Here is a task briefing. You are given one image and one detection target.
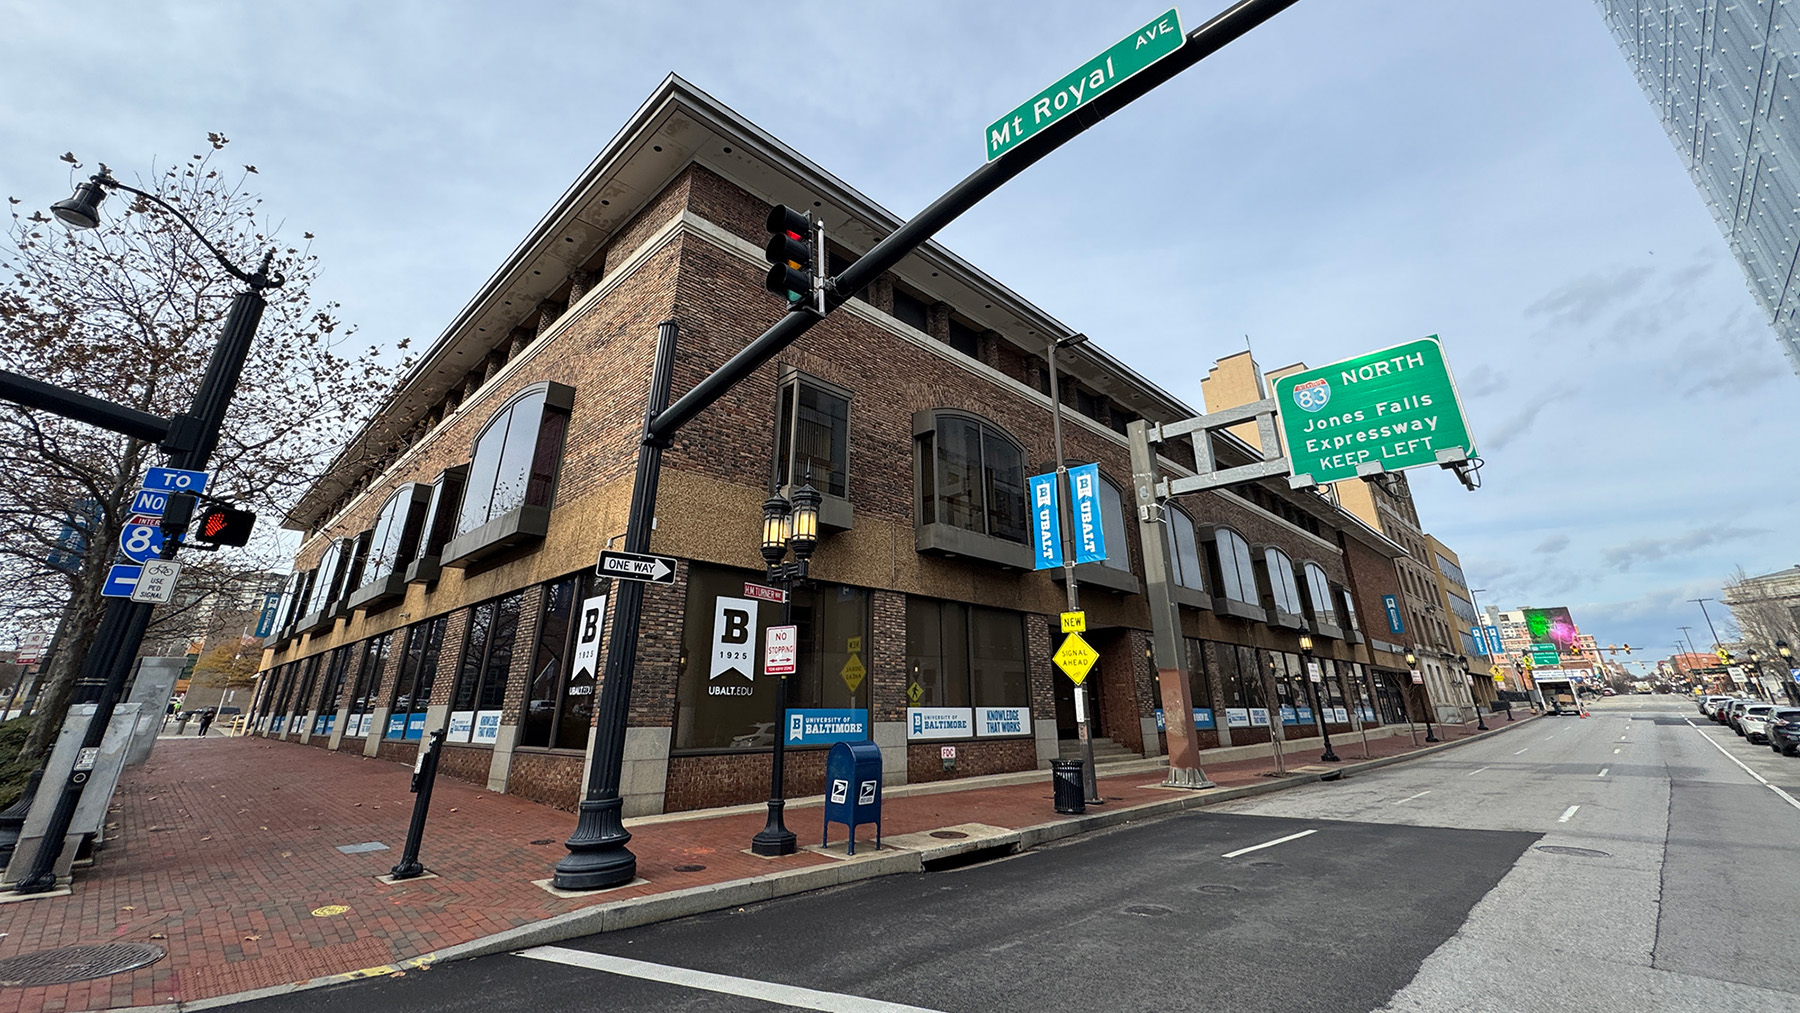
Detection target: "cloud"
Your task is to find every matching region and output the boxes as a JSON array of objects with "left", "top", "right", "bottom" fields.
[
  {"left": 1482, "top": 383, "right": 1576, "bottom": 452},
  {"left": 1535, "top": 534, "right": 1569, "bottom": 554},
  {"left": 1525, "top": 267, "right": 1652, "bottom": 327},
  {"left": 1456, "top": 363, "right": 1509, "bottom": 399},
  {"left": 1601, "top": 527, "right": 1769, "bottom": 572}
]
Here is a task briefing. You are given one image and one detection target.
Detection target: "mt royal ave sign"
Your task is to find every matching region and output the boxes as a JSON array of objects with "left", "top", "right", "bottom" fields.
[
  {"left": 1273, "top": 336, "right": 1477, "bottom": 486},
  {"left": 985, "top": 9, "right": 1184, "bottom": 161}
]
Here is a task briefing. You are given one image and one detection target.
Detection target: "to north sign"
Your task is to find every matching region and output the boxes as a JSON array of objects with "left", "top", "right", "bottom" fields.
[
  {"left": 1273, "top": 336, "right": 1476, "bottom": 486},
  {"left": 596, "top": 549, "right": 676, "bottom": 584},
  {"left": 985, "top": 9, "right": 1184, "bottom": 162}
]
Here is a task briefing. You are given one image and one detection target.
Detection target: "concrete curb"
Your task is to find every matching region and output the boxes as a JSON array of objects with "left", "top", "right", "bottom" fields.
[{"left": 125, "top": 715, "right": 1534, "bottom": 1012}]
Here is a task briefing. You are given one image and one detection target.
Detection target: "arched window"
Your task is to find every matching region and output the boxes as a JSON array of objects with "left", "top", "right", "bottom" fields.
[
  {"left": 1302, "top": 561, "right": 1337, "bottom": 626},
  {"left": 1212, "top": 528, "right": 1257, "bottom": 605},
  {"left": 363, "top": 485, "right": 431, "bottom": 588},
  {"left": 1263, "top": 548, "right": 1304, "bottom": 615},
  {"left": 916, "top": 412, "right": 1027, "bottom": 544},
  {"left": 456, "top": 383, "right": 573, "bottom": 537},
  {"left": 1164, "top": 506, "right": 1206, "bottom": 592}
]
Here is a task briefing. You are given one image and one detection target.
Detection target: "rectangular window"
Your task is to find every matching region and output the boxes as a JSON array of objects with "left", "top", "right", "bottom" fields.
[
  {"left": 892, "top": 289, "right": 929, "bottom": 332},
  {"left": 774, "top": 376, "right": 849, "bottom": 499},
  {"left": 1183, "top": 638, "right": 1217, "bottom": 711},
  {"left": 312, "top": 646, "right": 354, "bottom": 735},
  {"left": 672, "top": 565, "right": 873, "bottom": 752},
  {"left": 344, "top": 633, "right": 392, "bottom": 737},
  {"left": 946, "top": 319, "right": 982, "bottom": 358},
  {"left": 1075, "top": 388, "right": 1106, "bottom": 422},
  {"left": 449, "top": 593, "right": 523, "bottom": 744},
  {"left": 904, "top": 597, "right": 1028, "bottom": 711},
  {"left": 289, "top": 654, "right": 324, "bottom": 734},
  {"left": 387, "top": 615, "right": 447, "bottom": 740},
  {"left": 524, "top": 573, "right": 600, "bottom": 750}
]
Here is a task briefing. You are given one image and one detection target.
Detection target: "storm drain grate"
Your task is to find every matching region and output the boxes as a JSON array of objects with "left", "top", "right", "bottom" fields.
[
  {"left": 0, "top": 943, "right": 164, "bottom": 987},
  {"left": 1536, "top": 845, "right": 1611, "bottom": 858}
]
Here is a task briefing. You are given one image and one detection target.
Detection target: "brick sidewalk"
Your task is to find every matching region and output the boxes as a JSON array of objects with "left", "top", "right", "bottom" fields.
[{"left": 0, "top": 714, "right": 1524, "bottom": 1011}]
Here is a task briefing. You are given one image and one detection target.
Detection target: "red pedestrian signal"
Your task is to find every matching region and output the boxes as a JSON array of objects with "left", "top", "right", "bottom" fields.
[{"left": 191, "top": 504, "right": 255, "bottom": 547}]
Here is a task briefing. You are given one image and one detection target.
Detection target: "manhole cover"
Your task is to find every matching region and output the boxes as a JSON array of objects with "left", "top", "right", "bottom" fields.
[
  {"left": 1195, "top": 884, "right": 1241, "bottom": 895},
  {"left": 1248, "top": 861, "right": 1284, "bottom": 869},
  {"left": 0, "top": 943, "right": 165, "bottom": 987},
  {"left": 1536, "top": 845, "right": 1611, "bottom": 858},
  {"left": 1122, "top": 904, "right": 1173, "bottom": 917},
  {"left": 673, "top": 864, "right": 706, "bottom": 872},
  {"left": 929, "top": 831, "right": 970, "bottom": 840}
]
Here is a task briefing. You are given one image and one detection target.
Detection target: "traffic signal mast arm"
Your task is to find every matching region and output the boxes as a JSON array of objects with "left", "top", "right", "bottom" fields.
[{"left": 649, "top": 0, "right": 1301, "bottom": 446}]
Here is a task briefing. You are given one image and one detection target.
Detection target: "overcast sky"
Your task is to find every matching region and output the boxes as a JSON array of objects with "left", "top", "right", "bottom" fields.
[{"left": 5, "top": 0, "right": 1795, "bottom": 669}]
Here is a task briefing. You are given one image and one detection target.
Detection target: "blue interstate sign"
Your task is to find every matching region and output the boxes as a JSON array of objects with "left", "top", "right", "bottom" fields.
[
  {"left": 1028, "top": 472, "right": 1063, "bottom": 569},
  {"left": 1067, "top": 463, "right": 1107, "bottom": 565},
  {"left": 1382, "top": 594, "right": 1405, "bottom": 634},
  {"left": 142, "top": 466, "right": 208, "bottom": 494},
  {"left": 785, "top": 708, "right": 869, "bottom": 745}
]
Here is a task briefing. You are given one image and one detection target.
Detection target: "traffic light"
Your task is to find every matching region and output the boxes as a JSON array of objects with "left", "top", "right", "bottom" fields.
[
  {"left": 764, "top": 205, "right": 817, "bottom": 308},
  {"left": 191, "top": 503, "right": 256, "bottom": 547}
]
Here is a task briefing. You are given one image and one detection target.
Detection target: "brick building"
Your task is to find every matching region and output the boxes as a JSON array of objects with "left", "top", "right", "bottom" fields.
[{"left": 248, "top": 76, "right": 1425, "bottom": 815}]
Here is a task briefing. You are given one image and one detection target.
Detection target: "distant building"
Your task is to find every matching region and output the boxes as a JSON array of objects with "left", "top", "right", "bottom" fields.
[
  {"left": 1598, "top": 1, "right": 1800, "bottom": 378},
  {"left": 1425, "top": 535, "right": 1497, "bottom": 708}
]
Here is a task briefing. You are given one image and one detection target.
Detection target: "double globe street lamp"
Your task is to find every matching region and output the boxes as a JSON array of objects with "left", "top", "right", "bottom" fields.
[
  {"left": 1296, "top": 634, "right": 1339, "bottom": 763},
  {"left": 749, "top": 480, "right": 821, "bottom": 857},
  {"left": 1458, "top": 655, "right": 1488, "bottom": 731},
  {"left": 1404, "top": 650, "right": 1439, "bottom": 743}
]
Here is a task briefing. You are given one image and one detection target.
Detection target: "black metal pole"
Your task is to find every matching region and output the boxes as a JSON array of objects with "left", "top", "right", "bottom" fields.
[
  {"left": 751, "top": 566, "right": 798, "bottom": 856},
  {"left": 390, "top": 727, "right": 446, "bottom": 880},
  {"left": 1305, "top": 665, "right": 1338, "bottom": 762},
  {"left": 1417, "top": 679, "right": 1438, "bottom": 743},
  {"left": 552, "top": 320, "right": 678, "bottom": 891},
  {"left": 12, "top": 283, "right": 269, "bottom": 894}
]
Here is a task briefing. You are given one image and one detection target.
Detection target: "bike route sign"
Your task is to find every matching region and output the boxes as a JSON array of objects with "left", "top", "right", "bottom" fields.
[{"left": 1272, "top": 336, "right": 1476, "bottom": 486}]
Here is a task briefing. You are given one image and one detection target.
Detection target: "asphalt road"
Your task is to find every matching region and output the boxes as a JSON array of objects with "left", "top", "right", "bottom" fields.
[{"left": 239, "top": 697, "right": 1800, "bottom": 1012}]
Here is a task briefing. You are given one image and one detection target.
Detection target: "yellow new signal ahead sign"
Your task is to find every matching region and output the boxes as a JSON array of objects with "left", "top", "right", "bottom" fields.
[
  {"left": 1060, "top": 611, "right": 1086, "bottom": 633},
  {"left": 1053, "top": 632, "right": 1099, "bottom": 684}
]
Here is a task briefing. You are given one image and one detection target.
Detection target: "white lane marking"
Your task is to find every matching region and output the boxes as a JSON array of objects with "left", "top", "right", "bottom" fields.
[
  {"left": 1684, "top": 718, "right": 1800, "bottom": 813},
  {"left": 1619, "top": 735, "right": 1627, "bottom": 741},
  {"left": 1546, "top": 735, "right": 1556, "bottom": 741},
  {"left": 1514, "top": 748, "right": 1529, "bottom": 755},
  {"left": 1221, "top": 828, "right": 1318, "bottom": 859},
  {"left": 1466, "top": 766, "right": 1490, "bottom": 777},
  {"left": 1558, "top": 805, "right": 1580, "bottom": 823},
  {"left": 1597, "top": 768, "right": 1609, "bottom": 778},
  {"left": 516, "top": 945, "right": 948, "bottom": 1013},
  {"left": 1394, "top": 790, "right": 1432, "bottom": 805}
]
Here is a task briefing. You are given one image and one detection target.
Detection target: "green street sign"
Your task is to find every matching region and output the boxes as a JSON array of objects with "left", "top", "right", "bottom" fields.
[
  {"left": 1531, "top": 644, "right": 1560, "bottom": 666},
  {"left": 985, "top": 9, "right": 1185, "bottom": 162},
  {"left": 1272, "top": 336, "right": 1477, "bottom": 486}
]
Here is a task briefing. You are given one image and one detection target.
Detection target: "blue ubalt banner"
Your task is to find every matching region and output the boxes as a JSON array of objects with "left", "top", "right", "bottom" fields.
[
  {"left": 1382, "top": 594, "right": 1405, "bottom": 634},
  {"left": 1067, "top": 463, "right": 1107, "bottom": 565},
  {"left": 1483, "top": 625, "right": 1503, "bottom": 655},
  {"left": 786, "top": 708, "right": 869, "bottom": 745},
  {"left": 1028, "top": 472, "right": 1063, "bottom": 570}
]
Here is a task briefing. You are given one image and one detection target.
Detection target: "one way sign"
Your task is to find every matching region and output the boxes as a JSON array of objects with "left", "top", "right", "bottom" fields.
[{"left": 596, "top": 549, "right": 677, "bottom": 584}]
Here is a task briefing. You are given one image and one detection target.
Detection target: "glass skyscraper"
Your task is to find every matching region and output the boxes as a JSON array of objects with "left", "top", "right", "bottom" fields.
[{"left": 1598, "top": 0, "right": 1800, "bottom": 377}]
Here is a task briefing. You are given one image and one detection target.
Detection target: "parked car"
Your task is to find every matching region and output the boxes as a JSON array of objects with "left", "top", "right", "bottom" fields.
[
  {"left": 1701, "top": 695, "right": 1732, "bottom": 715},
  {"left": 1727, "top": 699, "right": 1754, "bottom": 733},
  {"left": 1768, "top": 708, "right": 1800, "bottom": 756},
  {"left": 1740, "top": 704, "right": 1777, "bottom": 744},
  {"left": 1721, "top": 699, "right": 1751, "bottom": 728}
]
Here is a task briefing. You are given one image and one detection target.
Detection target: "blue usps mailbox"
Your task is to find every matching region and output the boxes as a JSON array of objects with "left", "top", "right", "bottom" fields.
[{"left": 823, "top": 740, "right": 882, "bottom": 854}]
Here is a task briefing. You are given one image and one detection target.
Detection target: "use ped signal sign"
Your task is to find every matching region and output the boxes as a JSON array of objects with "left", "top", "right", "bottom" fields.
[{"left": 985, "top": 9, "right": 1184, "bottom": 161}]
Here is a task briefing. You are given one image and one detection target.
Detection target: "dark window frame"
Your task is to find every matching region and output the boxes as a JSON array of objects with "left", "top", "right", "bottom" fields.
[{"left": 772, "top": 369, "right": 851, "bottom": 502}]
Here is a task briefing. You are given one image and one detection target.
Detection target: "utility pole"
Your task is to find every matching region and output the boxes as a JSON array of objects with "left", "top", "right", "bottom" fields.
[{"left": 1045, "top": 334, "right": 1101, "bottom": 805}]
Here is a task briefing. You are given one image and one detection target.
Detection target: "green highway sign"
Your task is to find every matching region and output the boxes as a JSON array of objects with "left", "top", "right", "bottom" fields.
[
  {"left": 1530, "top": 643, "right": 1561, "bottom": 666},
  {"left": 1273, "top": 336, "right": 1477, "bottom": 486},
  {"left": 985, "top": 9, "right": 1185, "bottom": 162}
]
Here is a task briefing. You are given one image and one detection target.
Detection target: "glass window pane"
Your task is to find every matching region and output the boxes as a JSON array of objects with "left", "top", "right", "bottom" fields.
[
  {"left": 490, "top": 396, "right": 547, "bottom": 520},
  {"left": 938, "top": 418, "right": 982, "bottom": 532},
  {"left": 458, "top": 412, "right": 510, "bottom": 534},
  {"left": 1100, "top": 478, "right": 1130, "bottom": 571},
  {"left": 983, "top": 428, "right": 1026, "bottom": 543},
  {"left": 794, "top": 384, "right": 848, "bottom": 498},
  {"left": 454, "top": 603, "right": 494, "bottom": 715},
  {"left": 1174, "top": 511, "right": 1203, "bottom": 591},
  {"left": 970, "top": 607, "right": 1027, "bottom": 707},
  {"left": 479, "top": 594, "right": 523, "bottom": 711},
  {"left": 917, "top": 433, "right": 935, "bottom": 525},
  {"left": 526, "top": 409, "right": 567, "bottom": 509},
  {"left": 526, "top": 577, "right": 576, "bottom": 748},
  {"left": 673, "top": 565, "right": 779, "bottom": 750}
]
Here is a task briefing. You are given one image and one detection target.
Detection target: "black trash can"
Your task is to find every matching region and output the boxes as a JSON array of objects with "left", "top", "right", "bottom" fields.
[{"left": 1051, "top": 759, "right": 1086, "bottom": 815}]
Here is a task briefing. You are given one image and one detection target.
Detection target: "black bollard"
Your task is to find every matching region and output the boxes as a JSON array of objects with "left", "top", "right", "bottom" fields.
[{"left": 390, "top": 727, "right": 446, "bottom": 880}]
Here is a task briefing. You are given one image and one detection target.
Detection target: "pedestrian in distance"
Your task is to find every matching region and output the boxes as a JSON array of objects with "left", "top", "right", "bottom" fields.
[{"left": 196, "top": 709, "right": 214, "bottom": 737}]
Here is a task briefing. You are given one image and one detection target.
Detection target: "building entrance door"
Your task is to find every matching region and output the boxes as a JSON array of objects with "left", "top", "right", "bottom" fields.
[{"left": 1053, "top": 661, "right": 1105, "bottom": 740}]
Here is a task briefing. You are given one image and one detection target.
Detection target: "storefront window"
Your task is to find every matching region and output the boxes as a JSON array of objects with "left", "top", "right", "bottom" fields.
[
  {"left": 312, "top": 646, "right": 354, "bottom": 735},
  {"left": 672, "top": 564, "right": 872, "bottom": 752},
  {"left": 905, "top": 598, "right": 1028, "bottom": 709},
  {"left": 524, "top": 573, "right": 603, "bottom": 750},
  {"left": 288, "top": 654, "right": 324, "bottom": 734},
  {"left": 449, "top": 592, "right": 523, "bottom": 744},
  {"left": 1209, "top": 642, "right": 1266, "bottom": 712},
  {"left": 1183, "top": 638, "right": 1217, "bottom": 708},
  {"left": 387, "top": 615, "right": 447, "bottom": 739},
  {"left": 344, "top": 633, "right": 391, "bottom": 737}
]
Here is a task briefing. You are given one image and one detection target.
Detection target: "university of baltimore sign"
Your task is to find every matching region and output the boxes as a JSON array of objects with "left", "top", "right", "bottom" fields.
[{"left": 1273, "top": 336, "right": 1477, "bottom": 486}]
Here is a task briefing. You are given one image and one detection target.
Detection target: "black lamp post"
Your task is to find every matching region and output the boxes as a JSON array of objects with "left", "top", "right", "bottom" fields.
[
  {"left": 1406, "top": 649, "right": 1438, "bottom": 743},
  {"left": 1778, "top": 641, "right": 1797, "bottom": 705},
  {"left": 1462, "top": 655, "right": 1487, "bottom": 730},
  {"left": 1297, "top": 635, "right": 1338, "bottom": 762},
  {"left": 750, "top": 480, "right": 820, "bottom": 857},
  {"left": 4, "top": 170, "right": 281, "bottom": 894}
]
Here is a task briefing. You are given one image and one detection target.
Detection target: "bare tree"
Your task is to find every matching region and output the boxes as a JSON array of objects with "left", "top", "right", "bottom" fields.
[{"left": 0, "top": 136, "right": 406, "bottom": 762}]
